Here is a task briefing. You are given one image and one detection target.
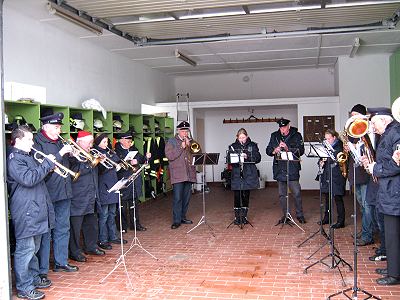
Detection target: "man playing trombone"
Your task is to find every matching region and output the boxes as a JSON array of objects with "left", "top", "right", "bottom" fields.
[{"left": 33, "top": 112, "right": 79, "bottom": 275}]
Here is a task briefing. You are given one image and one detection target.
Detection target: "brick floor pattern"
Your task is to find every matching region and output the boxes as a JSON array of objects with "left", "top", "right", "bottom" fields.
[{"left": 12, "top": 186, "right": 400, "bottom": 299}]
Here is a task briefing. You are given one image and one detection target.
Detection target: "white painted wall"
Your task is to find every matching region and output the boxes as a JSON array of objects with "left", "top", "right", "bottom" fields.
[
  {"left": 3, "top": 5, "right": 174, "bottom": 112},
  {"left": 173, "top": 67, "right": 337, "bottom": 102},
  {"left": 338, "top": 54, "right": 391, "bottom": 122}
]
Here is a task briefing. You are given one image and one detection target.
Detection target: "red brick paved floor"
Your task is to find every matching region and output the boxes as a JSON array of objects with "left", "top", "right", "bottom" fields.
[{"left": 12, "top": 185, "right": 400, "bottom": 299}]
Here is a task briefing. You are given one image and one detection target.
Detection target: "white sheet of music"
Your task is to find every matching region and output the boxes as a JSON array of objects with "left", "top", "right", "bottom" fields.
[
  {"left": 124, "top": 151, "right": 138, "bottom": 161},
  {"left": 280, "top": 151, "right": 294, "bottom": 160}
]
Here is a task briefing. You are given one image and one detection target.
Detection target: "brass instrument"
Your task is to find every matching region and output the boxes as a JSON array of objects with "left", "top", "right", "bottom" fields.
[
  {"left": 90, "top": 148, "right": 125, "bottom": 171},
  {"left": 190, "top": 140, "right": 201, "bottom": 153},
  {"left": 344, "top": 115, "right": 377, "bottom": 182},
  {"left": 58, "top": 135, "right": 101, "bottom": 168},
  {"left": 337, "top": 151, "right": 348, "bottom": 178},
  {"left": 106, "top": 146, "right": 137, "bottom": 172},
  {"left": 31, "top": 147, "right": 80, "bottom": 181}
]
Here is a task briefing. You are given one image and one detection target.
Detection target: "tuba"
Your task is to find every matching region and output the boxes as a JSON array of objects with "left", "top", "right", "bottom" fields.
[{"left": 31, "top": 147, "right": 80, "bottom": 181}]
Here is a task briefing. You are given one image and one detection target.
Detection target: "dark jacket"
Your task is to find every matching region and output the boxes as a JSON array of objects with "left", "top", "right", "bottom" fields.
[
  {"left": 96, "top": 146, "right": 120, "bottom": 205},
  {"left": 347, "top": 136, "right": 370, "bottom": 186},
  {"left": 266, "top": 127, "right": 304, "bottom": 181},
  {"left": 114, "top": 142, "right": 145, "bottom": 200},
  {"left": 69, "top": 157, "right": 100, "bottom": 216},
  {"left": 165, "top": 135, "right": 196, "bottom": 185},
  {"left": 320, "top": 139, "right": 346, "bottom": 196},
  {"left": 7, "top": 148, "right": 55, "bottom": 239},
  {"left": 34, "top": 131, "right": 73, "bottom": 202},
  {"left": 228, "top": 138, "right": 261, "bottom": 190},
  {"left": 373, "top": 121, "right": 400, "bottom": 216}
]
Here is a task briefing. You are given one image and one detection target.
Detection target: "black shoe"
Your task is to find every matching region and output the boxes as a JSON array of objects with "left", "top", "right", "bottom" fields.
[
  {"left": 85, "top": 248, "right": 105, "bottom": 256},
  {"left": 34, "top": 277, "right": 52, "bottom": 289},
  {"left": 98, "top": 242, "right": 112, "bottom": 250},
  {"left": 276, "top": 216, "right": 286, "bottom": 225},
  {"left": 297, "top": 217, "right": 306, "bottom": 224},
  {"left": 376, "top": 276, "right": 400, "bottom": 285},
  {"left": 171, "top": 223, "right": 181, "bottom": 229},
  {"left": 375, "top": 268, "right": 388, "bottom": 276},
  {"left": 181, "top": 219, "right": 193, "bottom": 224},
  {"left": 69, "top": 254, "right": 87, "bottom": 262},
  {"left": 331, "top": 222, "right": 345, "bottom": 229},
  {"left": 53, "top": 264, "right": 79, "bottom": 272},
  {"left": 355, "top": 238, "right": 374, "bottom": 246},
  {"left": 136, "top": 224, "right": 147, "bottom": 231},
  {"left": 110, "top": 238, "right": 127, "bottom": 244},
  {"left": 369, "top": 254, "right": 387, "bottom": 262},
  {"left": 17, "top": 289, "right": 45, "bottom": 300}
]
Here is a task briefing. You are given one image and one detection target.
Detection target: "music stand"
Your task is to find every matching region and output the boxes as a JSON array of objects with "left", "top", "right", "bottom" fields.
[
  {"left": 122, "top": 164, "right": 157, "bottom": 260},
  {"left": 298, "top": 143, "right": 332, "bottom": 257},
  {"left": 99, "top": 178, "right": 134, "bottom": 289},
  {"left": 187, "top": 152, "right": 219, "bottom": 236},
  {"left": 276, "top": 149, "right": 305, "bottom": 234}
]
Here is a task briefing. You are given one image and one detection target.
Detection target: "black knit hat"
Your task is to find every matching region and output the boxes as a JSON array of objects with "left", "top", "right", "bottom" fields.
[
  {"left": 94, "top": 133, "right": 108, "bottom": 145},
  {"left": 351, "top": 104, "right": 367, "bottom": 115}
]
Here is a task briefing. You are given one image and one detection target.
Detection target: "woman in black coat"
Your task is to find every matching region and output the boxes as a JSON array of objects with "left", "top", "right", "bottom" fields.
[
  {"left": 320, "top": 129, "right": 347, "bottom": 228},
  {"left": 227, "top": 128, "right": 261, "bottom": 225}
]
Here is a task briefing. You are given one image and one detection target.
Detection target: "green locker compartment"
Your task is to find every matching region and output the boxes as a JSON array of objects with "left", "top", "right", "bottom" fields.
[
  {"left": 4, "top": 101, "right": 41, "bottom": 133},
  {"left": 112, "top": 112, "right": 129, "bottom": 134},
  {"left": 129, "top": 114, "right": 144, "bottom": 153},
  {"left": 93, "top": 111, "right": 112, "bottom": 135},
  {"left": 69, "top": 108, "right": 93, "bottom": 136},
  {"left": 40, "top": 104, "right": 69, "bottom": 135}
]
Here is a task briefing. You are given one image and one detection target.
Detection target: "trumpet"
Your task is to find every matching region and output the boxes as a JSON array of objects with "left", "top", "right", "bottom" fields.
[
  {"left": 90, "top": 148, "right": 126, "bottom": 171},
  {"left": 58, "top": 135, "right": 101, "bottom": 168},
  {"left": 31, "top": 147, "right": 80, "bottom": 182}
]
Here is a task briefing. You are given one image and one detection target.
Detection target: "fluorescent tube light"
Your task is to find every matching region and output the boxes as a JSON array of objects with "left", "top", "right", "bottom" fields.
[
  {"left": 47, "top": 2, "right": 103, "bottom": 35},
  {"left": 327, "top": 1, "right": 400, "bottom": 8},
  {"left": 114, "top": 16, "right": 175, "bottom": 25},
  {"left": 180, "top": 11, "right": 245, "bottom": 20},
  {"left": 251, "top": 5, "right": 320, "bottom": 14},
  {"left": 175, "top": 50, "right": 197, "bottom": 67}
]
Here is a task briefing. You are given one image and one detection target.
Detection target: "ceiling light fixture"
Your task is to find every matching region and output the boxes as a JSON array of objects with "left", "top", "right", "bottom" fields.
[
  {"left": 175, "top": 50, "right": 197, "bottom": 67},
  {"left": 47, "top": 2, "right": 103, "bottom": 35},
  {"left": 180, "top": 11, "right": 245, "bottom": 20},
  {"left": 113, "top": 16, "right": 175, "bottom": 25},
  {"left": 251, "top": 4, "right": 320, "bottom": 14},
  {"left": 349, "top": 37, "right": 360, "bottom": 58},
  {"left": 326, "top": 0, "right": 400, "bottom": 8}
]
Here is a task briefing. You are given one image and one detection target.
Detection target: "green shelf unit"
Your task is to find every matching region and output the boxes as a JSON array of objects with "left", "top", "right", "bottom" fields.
[
  {"left": 112, "top": 112, "right": 129, "bottom": 134},
  {"left": 40, "top": 104, "right": 69, "bottom": 134},
  {"left": 143, "top": 115, "right": 155, "bottom": 136},
  {"left": 93, "top": 111, "right": 112, "bottom": 134},
  {"left": 69, "top": 108, "right": 93, "bottom": 134},
  {"left": 129, "top": 114, "right": 144, "bottom": 153},
  {"left": 4, "top": 101, "right": 41, "bottom": 133}
]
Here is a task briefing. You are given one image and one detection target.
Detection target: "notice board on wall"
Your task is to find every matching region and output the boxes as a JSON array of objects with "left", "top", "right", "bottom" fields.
[{"left": 303, "top": 115, "right": 335, "bottom": 142}]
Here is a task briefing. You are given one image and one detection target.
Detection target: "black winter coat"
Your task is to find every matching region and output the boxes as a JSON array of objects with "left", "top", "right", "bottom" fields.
[
  {"left": 114, "top": 142, "right": 145, "bottom": 200},
  {"left": 7, "top": 148, "right": 55, "bottom": 239},
  {"left": 228, "top": 138, "right": 261, "bottom": 190},
  {"left": 34, "top": 132, "right": 73, "bottom": 202},
  {"left": 320, "top": 139, "right": 346, "bottom": 196},
  {"left": 373, "top": 121, "right": 400, "bottom": 216},
  {"left": 96, "top": 146, "right": 120, "bottom": 205},
  {"left": 266, "top": 127, "right": 304, "bottom": 181},
  {"left": 69, "top": 157, "right": 100, "bottom": 216}
]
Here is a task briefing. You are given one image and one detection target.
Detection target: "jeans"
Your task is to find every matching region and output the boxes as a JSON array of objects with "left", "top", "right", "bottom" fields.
[
  {"left": 172, "top": 182, "right": 192, "bottom": 224},
  {"left": 278, "top": 180, "right": 304, "bottom": 218},
  {"left": 37, "top": 231, "right": 50, "bottom": 276},
  {"left": 355, "top": 183, "right": 367, "bottom": 208},
  {"left": 14, "top": 234, "right": 42, "bottom": 293},
  {"left": 98, "top": 203, "right": 118, "bottom": 243},
  {"left": 375, "top": 206, "right": 386, "bottom": 255}
]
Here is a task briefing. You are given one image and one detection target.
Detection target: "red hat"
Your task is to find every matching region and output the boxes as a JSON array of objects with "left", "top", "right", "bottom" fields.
[{"left": 77, "top": 130, "right": 92, "bottom": 140}]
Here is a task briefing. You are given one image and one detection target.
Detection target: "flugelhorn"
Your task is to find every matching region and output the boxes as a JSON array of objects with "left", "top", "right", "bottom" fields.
[
  {"left": 58, "top": 135, "right": 101, "bottom": 168},
  {"left": 31, "top": 147, "right": 80, "bottom": 181}
]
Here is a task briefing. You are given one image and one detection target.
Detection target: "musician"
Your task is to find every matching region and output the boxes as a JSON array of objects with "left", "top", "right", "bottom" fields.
[
  {"left": 33, "top": 112, "right": 78, "bottom": 273},
  {"left": 94, "top": 133, "right": 127, "bottom": 250},
  {"left": 7, "top": 125, "right": 56, "bottom": 300},
  {"left": 227, "top": 128, "right": 261, "bottom": 225},
  {"left": 319, "top": 129, "right": 347, "bottom": 229},
  {"left": 68, "top": 131, "right": 105, "bottom": 263},
  {"left": 361, "top": 107, "right": 400, "bottom": 286},
  {"left": 165, "top": 121, "right": 196, "bottom": 229},
  {"left": 266, "top": 118, "right": 306, "bottom": 224},
  {"left": 114, "top": 131, "right": 151, "bottom": 232}
]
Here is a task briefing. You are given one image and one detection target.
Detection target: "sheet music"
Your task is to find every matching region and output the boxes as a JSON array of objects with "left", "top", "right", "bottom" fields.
[
  {"left": 124, "top": 151, "right": 138, "bottom": 161},
  {"left": 108, "top": 178, "right": 129, "bottom": 193},
  {"left": 229, "top": 153, "right": 245, "bottom": 164},
  {"left": 280, "top": 151, "right": 294, "bottom": 160},
  {"left": 310, "top": 144, "right": 331, "bottom": 159}
]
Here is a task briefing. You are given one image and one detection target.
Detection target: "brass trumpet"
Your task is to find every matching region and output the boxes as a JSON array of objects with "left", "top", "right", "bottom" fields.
[
  {"left": 89, "top": 148, "right": 126, "bottom": 171},
  {"left": 31, "top": 147, "right": 80, "bottom": 182},
  {"left": 58, "top": 135, "right": 101, "bottom": 168}
]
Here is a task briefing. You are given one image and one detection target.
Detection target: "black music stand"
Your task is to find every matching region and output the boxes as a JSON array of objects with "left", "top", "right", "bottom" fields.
[
  {"left": 99, "top": 178, "right": 134, "bottom": 289},
  {"left": 275, "top": 149, "right": 305, "bottom": 234},
  {"left": 187, "top": 153, "right": 219, "bottom": 236},
  {"left": 298, "top": 143, "right": 332, "bottom": 256}
]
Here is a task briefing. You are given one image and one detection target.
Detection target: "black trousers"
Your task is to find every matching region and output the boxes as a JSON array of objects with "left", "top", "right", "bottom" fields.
[
  {"left": 384, "top": 214, "right": 400, "bottom": 278},
  {"left": 323, "top": 193, "right": 345, "bottom": 224},
  {"left": 234, "top": 190, "right": 250, "bottom": 208},
  {"left": 69, "top": 213, "right": 98, "bottom": 257},
  {"left": 117, "top": 198, "right": 141, "bottom": 231}
]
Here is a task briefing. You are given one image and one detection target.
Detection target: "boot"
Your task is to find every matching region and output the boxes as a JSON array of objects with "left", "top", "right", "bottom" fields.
[
  {"left": 241, "top": 207, "right": 249, "bottom": 224},
  {"left": 233, "top": 208, "right": 241, "bottom": 225}
]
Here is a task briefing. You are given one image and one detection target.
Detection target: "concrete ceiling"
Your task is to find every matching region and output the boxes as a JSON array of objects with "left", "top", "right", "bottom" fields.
[{"left": 8, "top": 0, "right": 400, "bottom": 75}]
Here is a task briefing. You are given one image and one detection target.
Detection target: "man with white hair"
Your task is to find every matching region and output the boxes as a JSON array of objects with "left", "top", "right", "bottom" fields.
[{"left": 362, "top": 107, "right": 400, "bottom": 286}]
